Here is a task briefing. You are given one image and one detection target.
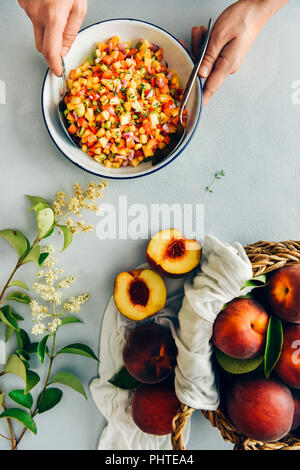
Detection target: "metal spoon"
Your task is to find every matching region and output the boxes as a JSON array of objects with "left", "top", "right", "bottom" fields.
[
  {"left": 152, "top": 18, "right": 213, "bottom": 166},
  {"left": 57, "top": 57, "right": 81, "bottom": 148}
]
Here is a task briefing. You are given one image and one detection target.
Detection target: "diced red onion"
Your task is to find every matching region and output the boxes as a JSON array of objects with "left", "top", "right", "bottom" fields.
[
  {"left": 122, "top": 132, "right": 134, "bottom": 138},
  {"left": 116, "top": 154, "right": 127, "bottom": 160},
  {"left": 162, "top": 124, "right": 170, "bottom": 133},
  {"left": 146, "top": 89, "right": 154, "bottom": 98},
  {"left": 128, "top": 150, "right": 135, "bottom": 161},
  {"left": 121, "top": 79, "right": 129, "bottom": 87},
  {"left": 157, "top": 78, "right": 164, "bottom": 89},
  {"left": 150, "top": 43, "right": 160, "bottom": 53}
]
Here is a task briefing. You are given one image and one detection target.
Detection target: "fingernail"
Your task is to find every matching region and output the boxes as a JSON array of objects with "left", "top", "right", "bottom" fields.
[{"left": 200, "top": 65, "right": 209, "bottom": 78}]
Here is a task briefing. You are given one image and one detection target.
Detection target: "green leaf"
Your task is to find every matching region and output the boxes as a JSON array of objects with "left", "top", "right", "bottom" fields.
[
  {"left": 37, "top": 388, "right": 63, "bottom": 414},
  {"left": 0, "top": 306, "right": 19, "bottom": 330},
  {"left": 38, "top": 252, "right": 49, "bottom": 266},
  {"left": 56, "top": 343, "right": 98, "bottom": 361},
  {"left": 60, "top": 317, "right": 83, "bottom": 326},
  {"left": 4, "top": 354, "right": 27, "bottom": 383},
  {"left": 0, "top": 229, "right": 29, "bottom": 259},
  {"left": 8, "top": 390, "right": 33, "bottom": 409},
  {"left": 37, "top": 335, "right": 50, "bottom": 363},
  {"left": 57, "top": 225, "right": 73, "bottom": 252},
  {"left": 6, "top": 291, "right": 31, "bottom": 304},
  {"left": 264, "top": 315, "right": 283, "bottom": 379},
  {"left": 26, "top": 342, "right": 38, "bottom": 354},
  {"left": 5, "top": 325, "right": 15, "bottom": 342},
  {"left": 109, "top": 367, "right": 140, "bottom": 390},
  {"left": 43, "top": 228, "right": 55, "bottom": 239},
  {"left": 0, "top": 408, "right": 37, "bottom": 434},
  {"left": 10, "top": 309, "right": 24, "bottom": 322},
  {"left": 37, "top": 207, "right": 55, "bottom": 238},
  {"left": 9, "top": 280, "right": 29, "bottom": 290},
  {"left": 241, "top": 274, "right": 268, "bottom": 290},
  {"left": 25, "top": 195, "right": 51, "bottom": 210},
  {"left": 21, "top": 245, "right": 41, "bottom": 266},
  {"left": 25, "top": 370, "right": 40, "bottom": 394},
  {"left": 16, "top": 329, "right": 31, "bottom": 350},
  {"left": 49, "top": 372, "right": 87, "bottom": 399},
  {"left": 215, "top": 348, "right": 264, "bottom": 375},
  {"left": 16, "top": 350, "right": 30, "bottom": 361}
]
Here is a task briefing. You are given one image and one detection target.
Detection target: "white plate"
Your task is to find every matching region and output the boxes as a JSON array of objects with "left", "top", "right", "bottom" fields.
[{"left": 42, "top": 18, "right": 202, "bottom": 179}]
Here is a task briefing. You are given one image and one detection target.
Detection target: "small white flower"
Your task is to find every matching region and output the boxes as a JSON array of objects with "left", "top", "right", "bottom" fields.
[{"left": 31, "top": 322, "right": 46, "bottom": 336}]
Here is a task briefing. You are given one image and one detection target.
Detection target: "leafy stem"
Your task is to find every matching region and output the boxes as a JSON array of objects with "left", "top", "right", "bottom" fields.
[
  {"left": 0, "top": 235, "right": 41, "bottom": 304},
  {"left": 0, "top": 385, "right": 17, "bottom": 450},
  {"left": 205, "top": 170, "right": 225, "bottom": 193},
  {"left": 12, "top": 307, "right": 57, "bottom": 450}
]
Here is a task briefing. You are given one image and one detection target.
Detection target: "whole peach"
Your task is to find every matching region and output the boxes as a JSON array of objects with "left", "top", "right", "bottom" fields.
[
  {"left": 131, "top": 379, "right": 180, "bottom": 435},
  {"left": 213, "top": 299, "right": 269, "bottom": 359},
  {"left": 291, "top": 390, "right": 300, "bottom": 431},
  {"left": 123, "top": 324, "right": 177, "bottom": 384},
  {"left": 275, "top": 324, "right": 300, "bottom": 389},
  {"left": 227, "top": 376, "right": 294, "bottom": 442},
  {"left": 267, "top": 265, "right": 300, "bottom": 324}
]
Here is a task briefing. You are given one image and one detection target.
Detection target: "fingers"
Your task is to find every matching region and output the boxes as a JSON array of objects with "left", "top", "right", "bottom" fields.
[
  {"left": 61, "top": 0, "right": 87, "bottom": 56},
  {"left": 42, "top": 18, "right": 66, "bottom": 76},
  {"left": 191, "top": 26, "right": 206, "bottom": 58},
  {"left": 178, "top": 39, "right": 196, "bottom": 62},
  {"left": 199, "top": 28, "right": 225, "bottom": 79},
  {"left": 202, "top": 39, "right": 240, "bottom": 107},
  {"left": 33, "top": 24, "right": 44, "bottom": 53}
]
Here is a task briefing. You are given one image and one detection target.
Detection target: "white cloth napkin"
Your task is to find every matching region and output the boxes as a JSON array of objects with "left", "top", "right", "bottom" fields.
[{"left": 90, "top": 235, "right": 253, "bottom": 450}]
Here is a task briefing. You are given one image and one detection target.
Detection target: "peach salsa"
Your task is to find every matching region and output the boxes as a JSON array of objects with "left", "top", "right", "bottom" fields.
[{"left": 64, "top": 36, "right": 186, "bottom": 168}]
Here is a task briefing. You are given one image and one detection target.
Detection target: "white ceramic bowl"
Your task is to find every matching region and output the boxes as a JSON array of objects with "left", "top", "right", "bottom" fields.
[{"left": 42, "top": 19, "right": 202, "bottom": 179}]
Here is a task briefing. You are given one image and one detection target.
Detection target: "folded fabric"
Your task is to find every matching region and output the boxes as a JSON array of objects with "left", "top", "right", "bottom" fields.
[
  {"left": 90, "top": 273, "right": 190, "bottom": 450},
  {"left": 90, "top": 236, "right": 253, "bottom": 449},
  {"left": 173, "top": 235, "right": 253, "bottom": 410}
]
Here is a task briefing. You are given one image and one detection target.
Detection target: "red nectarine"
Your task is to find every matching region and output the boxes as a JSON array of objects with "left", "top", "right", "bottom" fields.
[
  {"left": 213, "top": 299, "right": 269, "bottom": 359},
  {"left": 275, "top": 324, "right": 300, "bottom": 389},
  {"left": 267, "top": 265, "right": 300, "bottom": 324},
  {"left": 291, "top": 390, "right": 300, "bottom": 431},
  {"left": 227, "top": 376, "right": 294, "bottom": 442},
  {"left": 131, "top": 379, "right": 180, "bottom": 435},
  {"left": 123, "top": 324, "right": 177, "bottom": 384}
]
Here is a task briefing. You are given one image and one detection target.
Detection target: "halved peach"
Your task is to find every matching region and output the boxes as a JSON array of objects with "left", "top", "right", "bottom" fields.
[
  {"left": 146, "top": 229, "right": 201, "bottom": 277},
  {"left": 113, "top": 269, "right": 167, "bottom": 321}
]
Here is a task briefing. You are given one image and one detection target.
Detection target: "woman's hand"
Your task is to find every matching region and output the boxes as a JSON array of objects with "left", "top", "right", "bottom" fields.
[
  {"left": 18, "top": 0, "right": 87, "bottom": 76},
  {"left": 192, "top": 0, "right": 289, "bottom": 106}
]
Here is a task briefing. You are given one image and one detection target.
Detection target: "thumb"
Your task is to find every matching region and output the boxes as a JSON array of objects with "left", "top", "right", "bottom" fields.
[{"left": 199, "top": 29, "right": 225, "bottom": 78}]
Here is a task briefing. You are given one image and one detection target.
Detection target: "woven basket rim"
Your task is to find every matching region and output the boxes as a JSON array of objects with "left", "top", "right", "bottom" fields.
[{"left": 171, "top": 239, "right": 300, "bottom": 451}]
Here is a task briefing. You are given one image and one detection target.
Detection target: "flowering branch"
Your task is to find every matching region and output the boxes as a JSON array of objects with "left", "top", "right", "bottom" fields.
[{"left": 0, "top": 181, "right": 106, "bottom": 450}]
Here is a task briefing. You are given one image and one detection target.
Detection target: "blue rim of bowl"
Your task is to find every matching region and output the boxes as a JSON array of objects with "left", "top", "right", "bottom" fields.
[{"left": 41, "top": 18, "right": 203, "bottom": 180}]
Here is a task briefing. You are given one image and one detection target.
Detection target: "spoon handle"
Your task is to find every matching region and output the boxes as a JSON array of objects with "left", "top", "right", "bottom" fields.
[{"left": 180, "top": 18, "right": 213, "bottom": 113}]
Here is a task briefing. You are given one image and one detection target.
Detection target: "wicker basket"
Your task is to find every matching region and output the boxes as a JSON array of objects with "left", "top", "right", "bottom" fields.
[{"left": 171, "top": 240, "right": 300, "bottom": 451}]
